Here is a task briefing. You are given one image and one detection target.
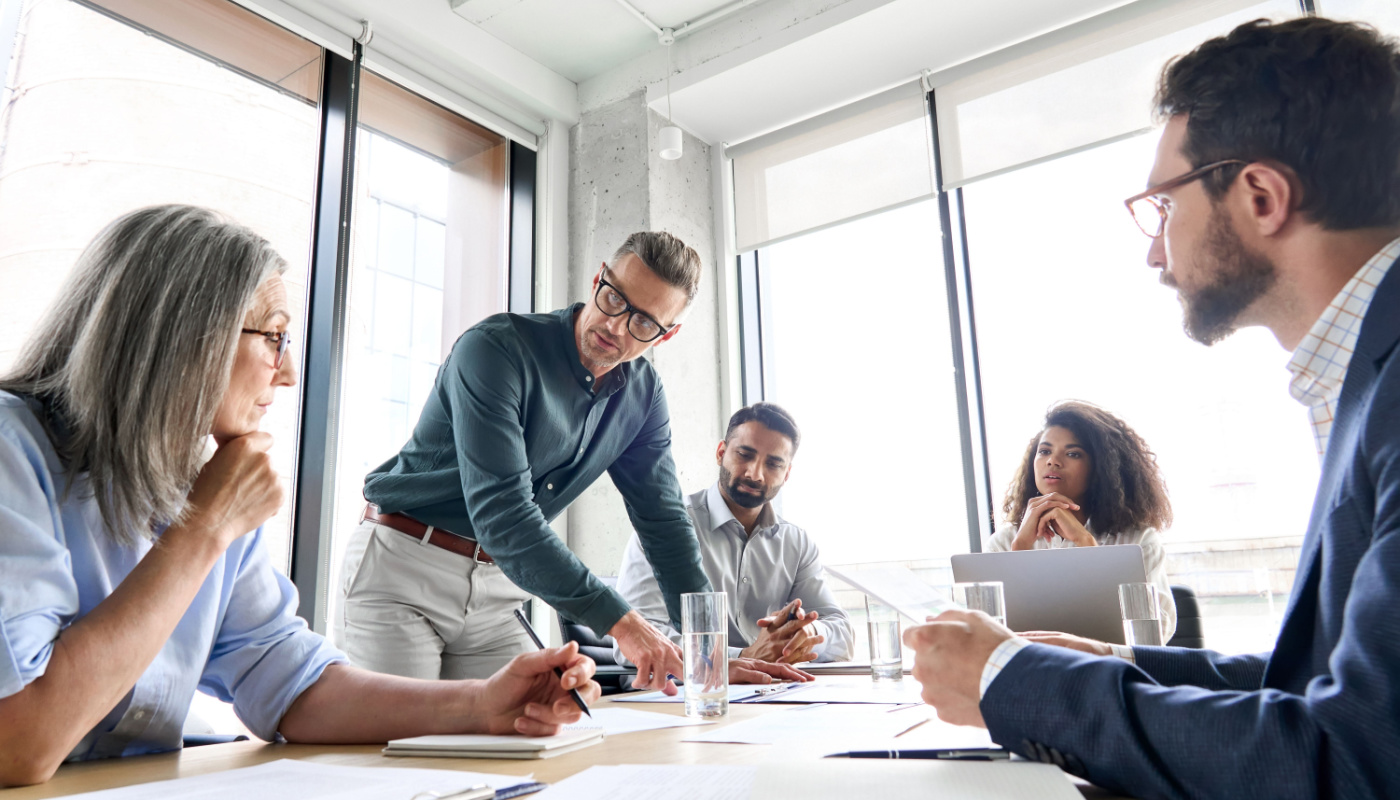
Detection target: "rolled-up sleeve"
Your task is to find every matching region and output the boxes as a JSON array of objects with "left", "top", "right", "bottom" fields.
[
  {"left": 0, "top": 423, "right": 74, "bottom": 700},
  {"left": 198, "top": 529, "right": 345, "bottom": 741},
  {"left": 608, "top": 382, "right": 710, "bottom": 630}
]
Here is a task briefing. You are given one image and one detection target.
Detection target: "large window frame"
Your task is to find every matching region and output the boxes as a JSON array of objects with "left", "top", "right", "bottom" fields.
[
  {"left": 14, "top": 0, "right": 540, "bottom": 630},
  {"left": 736, "top": 0, "right": 1316, "bottom": 556}
]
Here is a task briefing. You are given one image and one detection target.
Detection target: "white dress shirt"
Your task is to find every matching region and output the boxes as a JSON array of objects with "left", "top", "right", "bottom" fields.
[{"left": 614, "top": 483, "right": 854, "bottom": 662}]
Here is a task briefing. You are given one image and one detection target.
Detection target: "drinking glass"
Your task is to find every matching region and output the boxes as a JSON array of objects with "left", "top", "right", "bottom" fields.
[
  {"left": 681, "top": 591, "right": 729, "bottom": 717},
  {"left": 952, "top": 581, "right": 1006, "bottom": 626},
  {"left": 1119, "top": 583, "right": 1163, "bottom": 646},
  {"left": 865, "top": 597, "right": 903, "bottom": 682}
]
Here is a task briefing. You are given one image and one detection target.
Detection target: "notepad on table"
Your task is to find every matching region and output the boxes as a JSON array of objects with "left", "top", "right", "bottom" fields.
[{"left": 384, "top": 728, "right": 604, "bottom": 760}]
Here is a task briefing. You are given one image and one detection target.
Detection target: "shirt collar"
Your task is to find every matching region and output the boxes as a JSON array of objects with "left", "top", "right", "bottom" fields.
[
  {"left": 560, "top": 303, "right": 627, "bottom": 397},
  {"left": 1285, "top": 237, "right": 1400, "bottom": 411},
  {"left": 705, "top": 481, "right": 779, "bottom": 537}
]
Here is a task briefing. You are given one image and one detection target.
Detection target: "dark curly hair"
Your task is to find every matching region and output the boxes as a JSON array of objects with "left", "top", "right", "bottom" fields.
[{"left": 1002, "top": 401, "right": 1172, "bottom": 538}]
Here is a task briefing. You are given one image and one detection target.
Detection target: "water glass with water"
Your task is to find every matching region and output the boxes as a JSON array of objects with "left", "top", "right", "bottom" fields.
[
  {"left": 865, "top": 597, "right": 903, "bottom": 682},
  {"left": 681, "top": 591, "right": 729, "bottom": 717},
  {"left": 1118, "top": 583, "right": 1163, "bottom": 646},
  {"left": 952, "top": 581, "right": 1006, "bottom": 626}
]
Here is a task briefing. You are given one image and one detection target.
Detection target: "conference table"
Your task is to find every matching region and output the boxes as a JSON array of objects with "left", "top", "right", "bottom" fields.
[{"left": 11, "top": 693, "right": 1133, "bottom": 799}]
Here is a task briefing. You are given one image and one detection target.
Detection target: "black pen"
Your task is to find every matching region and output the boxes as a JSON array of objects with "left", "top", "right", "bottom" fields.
[
  {"left": 513, "top": 609, "right": 591, "bottom": 718},
  {"left": 826, "top": 748, "right": 1010, "bottom": 761}
]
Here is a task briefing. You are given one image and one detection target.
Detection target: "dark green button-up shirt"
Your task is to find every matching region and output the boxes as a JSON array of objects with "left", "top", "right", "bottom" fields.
[{"left": 363, "top": 304, "right": 710, "bottom": 635}]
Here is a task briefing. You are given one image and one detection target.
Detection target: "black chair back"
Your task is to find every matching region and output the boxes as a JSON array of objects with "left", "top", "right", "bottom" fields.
[
  {"left": 1166, "top": 584, "right": 1206, "bottom": 649},
  {"left": 555, "top": 577, "right": 636, "bottom": 693}
]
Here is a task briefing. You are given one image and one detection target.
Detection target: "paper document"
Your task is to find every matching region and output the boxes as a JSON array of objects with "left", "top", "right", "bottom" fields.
[
  {"left": 533, "top": 764, "right": 755, "bottom": 800},
  {"left": 611, "top": 684, "right": 771, "bottom": 704},
  {"left": 826, "top": 563, "right": 958, "bottom": 623},
  {"left": 682, "top": 703, "right": 933, "bottom": 747},
  {"left": 795, "top": 660, "right": 912, "bottom": 676},
  {"left": 55, "top": 760, "right": 530, "bottom": 800},
  {"left": 753, "top": 675, "right": 928, "bottom": 704},
  {"left": 563, "top": 707, "right": 714, "bottom": 735},
  {"left": 752, "top": 758, "right": 1083, "bottom": 800}
]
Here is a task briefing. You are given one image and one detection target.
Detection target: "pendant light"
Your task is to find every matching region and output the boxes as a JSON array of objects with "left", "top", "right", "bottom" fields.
[{"left": 658, "top": 28, "right": 682, "bottom": 161}]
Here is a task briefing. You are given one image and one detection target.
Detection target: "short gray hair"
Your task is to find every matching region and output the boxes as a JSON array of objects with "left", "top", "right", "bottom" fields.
[
  {"left": 0, "top": 205, "right": 286, "bottom": 545},
  {"left": 612, "top": 231, "right": 702, "bottom": 304}
]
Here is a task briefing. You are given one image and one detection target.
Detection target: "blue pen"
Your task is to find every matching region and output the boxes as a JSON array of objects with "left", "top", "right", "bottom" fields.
[{"left": 826, "top": 748, "right": 1010, "bottom": 761}]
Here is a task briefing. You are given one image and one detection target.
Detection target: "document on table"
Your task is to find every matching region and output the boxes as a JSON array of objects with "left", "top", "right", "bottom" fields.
[
  {"left": 754, "top": 675, "right": 928, "bottom": 704},
  {"left": 752, "top": 758, "right": 1083, "bottom": 800},
  {"left": 563, "top": 707, "right": 715, "bottom": 735},
  {"left": 611, "top": 684, "right": 771, "bottom": 704},
  {"left": 795, "top": 660, "right": 912, "bottom": 675},
  {"left": 55, "top": 760, "right": 531, "bottom": 800},
  {"left": 825, "top": 563, "right": 958, "bottom": 623},
  {"left": 533, "top": 764, "right": 755, "bottom": 800},
  {"left": 682, "top": 703, "right": 934, "bottom": 747}
]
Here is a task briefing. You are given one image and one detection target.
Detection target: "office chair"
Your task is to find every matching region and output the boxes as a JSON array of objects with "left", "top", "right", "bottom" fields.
[{"left": 1166, "top": 585, "right": 1206, "bottom": 649}]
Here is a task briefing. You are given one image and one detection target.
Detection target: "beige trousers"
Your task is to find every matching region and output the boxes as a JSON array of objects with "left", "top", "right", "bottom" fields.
[{"left": 339, "top": 520, "right": 533, "bottom": 681}]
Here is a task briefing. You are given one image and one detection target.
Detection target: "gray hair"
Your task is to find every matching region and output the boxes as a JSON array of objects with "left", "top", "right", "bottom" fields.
[
  {"left": 0, "top": 205, "right": 286, "bottom": 545},
  {"left": 611, "top": 231, "right": 702, "bottom": 304}
]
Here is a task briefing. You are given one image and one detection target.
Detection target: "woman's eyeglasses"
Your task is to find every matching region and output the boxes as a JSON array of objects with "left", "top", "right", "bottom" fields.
[{"left": 241, "top": 328, "right": 291, "bottom": 368}]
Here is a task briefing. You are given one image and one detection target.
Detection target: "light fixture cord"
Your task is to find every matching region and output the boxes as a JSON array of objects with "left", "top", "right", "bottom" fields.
[{"left": 666, "top": 42, "right": 673, "bottom": 122}]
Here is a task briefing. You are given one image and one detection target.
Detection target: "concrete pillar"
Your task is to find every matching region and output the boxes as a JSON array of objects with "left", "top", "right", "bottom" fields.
[{"left": 566, "top": 90, "right": 721, "bottom": 576}]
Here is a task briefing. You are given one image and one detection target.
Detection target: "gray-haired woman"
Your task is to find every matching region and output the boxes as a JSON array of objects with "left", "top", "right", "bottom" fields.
[{"left": 0, "top": 205, "right": 599, "bottom": 787}]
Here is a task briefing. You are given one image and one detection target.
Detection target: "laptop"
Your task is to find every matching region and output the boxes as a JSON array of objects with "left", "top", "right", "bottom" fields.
[{"left": 950, "top": 546, "right": 1148, "bottom": 644}]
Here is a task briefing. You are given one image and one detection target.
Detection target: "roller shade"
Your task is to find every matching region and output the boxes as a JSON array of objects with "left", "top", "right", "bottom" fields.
[
  {"left": 932, "top": 0, "right": 1299, "bottom": 190},
  {"left": 728, "top": 80, "right": 934, "bottom": 253}
]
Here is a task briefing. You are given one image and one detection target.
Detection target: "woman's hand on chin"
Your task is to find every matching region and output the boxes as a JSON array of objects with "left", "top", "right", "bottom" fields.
[
  {"left": 179, "top": 431, "right": 283, "bottom": 550},
  {"left": 1037, "top": 506, "right": 1095, "bottom": 547},
  {"left": 1012, "top": 494, "right": 1080, "bottom": 550}
]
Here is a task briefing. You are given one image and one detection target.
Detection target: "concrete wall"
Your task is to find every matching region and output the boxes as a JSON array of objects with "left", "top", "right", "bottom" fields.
[{"left": 566, "top": 90, "right": 722, "bottom": 577}]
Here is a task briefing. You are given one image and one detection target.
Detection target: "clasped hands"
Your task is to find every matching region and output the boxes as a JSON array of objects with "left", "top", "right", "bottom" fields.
[
  {"left": 740, "top": 598, "right": 824, "bottom": 664},
  {"left": 1012, "top": 492, "right": 1095, "bottom": 550}
]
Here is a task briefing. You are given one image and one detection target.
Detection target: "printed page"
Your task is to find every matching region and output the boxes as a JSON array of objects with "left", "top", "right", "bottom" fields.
[
  {"left": 682, "top": 703, "right": 934, "bottom": 747},
  {"left": 563, "top": 707, "right": 715, "bottom": 735},
  {"left": 752, "top": 758, "right": 1083, "bottom": 800},
  {"left": 55, "top": 760, "right": 530, "bottom": 800},
  {"left": 533, "top": 764, "right": 756, "bottom": 800},
  {"left": 754, "top": 674, "right": 927, "bottom": 704},
  {"left": 825, "top": 563, "right": 959, "bottom": 623}
]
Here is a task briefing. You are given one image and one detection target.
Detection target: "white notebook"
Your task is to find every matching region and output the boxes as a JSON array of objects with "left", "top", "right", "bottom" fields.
[{"left": 384, "top": 728, "right": 604, "bottom": 760}]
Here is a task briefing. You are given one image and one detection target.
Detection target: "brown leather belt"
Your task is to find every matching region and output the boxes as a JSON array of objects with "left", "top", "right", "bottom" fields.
[{"left": 361, "top": 504, "right": 494, "bottom": 564}]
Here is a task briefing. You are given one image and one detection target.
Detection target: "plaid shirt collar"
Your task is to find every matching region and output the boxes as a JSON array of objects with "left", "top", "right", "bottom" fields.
[{"left": 1286, "top": 237, "right": 1400, "bottom": 459}]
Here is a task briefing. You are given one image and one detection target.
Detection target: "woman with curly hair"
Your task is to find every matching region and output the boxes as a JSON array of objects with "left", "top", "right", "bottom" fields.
[{"left": 987, "top": 400, "right": 1176, "bottom": 640}]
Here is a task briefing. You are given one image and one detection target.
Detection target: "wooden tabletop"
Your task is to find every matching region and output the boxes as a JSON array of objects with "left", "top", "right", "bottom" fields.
[{"left": 12, "top": 696, "right": 1129, "bottom": 799}]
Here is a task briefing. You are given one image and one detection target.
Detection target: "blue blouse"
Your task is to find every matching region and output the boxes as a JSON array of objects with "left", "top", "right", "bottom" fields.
[{"left": 0, "top": 391, "right": 345, "bottom": 760}]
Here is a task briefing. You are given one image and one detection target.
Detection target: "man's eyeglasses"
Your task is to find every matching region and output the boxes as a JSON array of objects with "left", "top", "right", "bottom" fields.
[
  {"left": 594, "top": 269, "right": 675, "bottom": 343},
  {"left": 1124, "top": 159, "right": 1247, "bottom": 238},
  {"left": 241, "top": 328, "right": 291, "bottom": 369}
]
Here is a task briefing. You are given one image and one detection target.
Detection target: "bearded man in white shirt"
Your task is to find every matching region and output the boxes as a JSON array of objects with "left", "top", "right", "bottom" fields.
[{"left": 615, "top": 403, "right": 854, "bottom": 673}]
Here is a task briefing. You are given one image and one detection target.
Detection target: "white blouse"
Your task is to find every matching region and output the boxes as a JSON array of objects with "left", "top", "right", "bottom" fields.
[{"left": 985, "top": 524, "right": 1176, "bottom": 642}]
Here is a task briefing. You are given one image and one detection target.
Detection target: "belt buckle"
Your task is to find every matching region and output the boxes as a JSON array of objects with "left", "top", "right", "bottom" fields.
[{"left": 471, "top": 541, "right": 489, "bottom": 565}]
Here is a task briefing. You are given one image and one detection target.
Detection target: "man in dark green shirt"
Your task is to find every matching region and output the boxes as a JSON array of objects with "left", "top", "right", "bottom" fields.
[{"left": 340, "top": 232, "right": 805, "bottom": 690}]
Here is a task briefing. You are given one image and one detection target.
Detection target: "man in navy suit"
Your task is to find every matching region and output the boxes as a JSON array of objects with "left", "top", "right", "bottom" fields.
[{"left": 905, "top": 17, "right": 1400, "bottom": 800}]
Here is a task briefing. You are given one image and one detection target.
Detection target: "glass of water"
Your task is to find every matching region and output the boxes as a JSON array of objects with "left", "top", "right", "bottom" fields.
[
  {"left": 1118, "top": 583, "right": 1163, "bottom": 646},
  {"left": 681, "top": 591, "right": 728, "bottom": 717},
  {"left": 952, "top": 581, "right": 1006, "bottom": 626},
  {"left": 865, "top": 597, "right": 903, "bottom": 682}
]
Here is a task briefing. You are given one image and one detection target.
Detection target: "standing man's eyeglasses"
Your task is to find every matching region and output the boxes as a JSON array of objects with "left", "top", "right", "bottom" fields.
[
  {"left": 241, "top": 328, "right": 291, "bottom": 369},
  {"left": 1124, "top": 159, "right": 1248, "bottom": 238},
  {"left": 594, "top": 268, "right": 676, "bottom": 343}
]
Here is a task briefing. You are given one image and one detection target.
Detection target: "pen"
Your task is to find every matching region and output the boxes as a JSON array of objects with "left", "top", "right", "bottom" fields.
[
  {"left": 825, "top": 748, "right": 1010, "bottom": 761},
  {"left": 512, "top": 609, "right": 592, "bottom": 718}
]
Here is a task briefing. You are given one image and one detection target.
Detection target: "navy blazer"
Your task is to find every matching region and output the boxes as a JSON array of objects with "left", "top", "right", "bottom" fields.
[{"left": 980, "top": 257, "right": 1400, "bottom": 800}]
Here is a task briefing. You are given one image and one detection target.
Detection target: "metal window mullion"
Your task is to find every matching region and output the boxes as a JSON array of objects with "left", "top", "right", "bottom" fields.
[
  {"left": 509, "top": 140, "right": 537, "bottom": 314},
  {"left": 928, "top": 88, "right": 995, "bottom": 554},
  {"left": 291, "top": 44, "right": 361, "bottom": 629},
  {"left": 737, "top": 251, "right": 764, "bottom": 405}
]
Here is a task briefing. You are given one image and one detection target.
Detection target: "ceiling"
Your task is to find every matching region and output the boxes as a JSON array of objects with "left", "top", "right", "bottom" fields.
[{"left": 449, "top": 0, "right": 740, "bottom": 82}]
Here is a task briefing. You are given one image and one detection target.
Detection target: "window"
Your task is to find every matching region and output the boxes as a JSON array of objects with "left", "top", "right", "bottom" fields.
[
  {"left": 747, "top": 199, "right": 968, "bottom": 660},
  {"left": 326, "top": 71, "right": 510, "bottom": 642},
  {"left": 0, "top": 0, "right": 322, "bottom": 570},
  {"left": 961, "top": 133, "right": 1317, "bottom": 655}
]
